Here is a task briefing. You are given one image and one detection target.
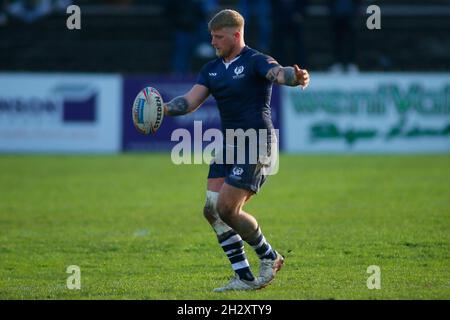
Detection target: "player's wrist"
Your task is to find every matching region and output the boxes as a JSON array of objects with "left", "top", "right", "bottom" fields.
[{"left": 164, "top": 97, "right": 190, "bottom": 116}]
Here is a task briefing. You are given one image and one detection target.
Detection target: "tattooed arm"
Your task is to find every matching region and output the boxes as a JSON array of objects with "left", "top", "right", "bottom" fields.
[
  {"left": 164, "top": 96, "right": 189, "bottom": 116},
  {"left": 266, "top": 64, "right": 310, "bottom": 88},
  {"left": 164, "top": 84, "right": 210, "bottom": 116}
]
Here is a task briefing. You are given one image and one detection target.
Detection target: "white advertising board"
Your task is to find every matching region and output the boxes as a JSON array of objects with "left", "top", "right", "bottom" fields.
[
  {"left": 0, "top": 73, "right": 122, "bottom": 153},
  {"left": 282, "top": 73, "right": 450, "bottom": 153}
]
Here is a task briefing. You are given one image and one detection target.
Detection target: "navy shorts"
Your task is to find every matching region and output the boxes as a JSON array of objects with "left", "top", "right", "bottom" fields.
[
  {"left": 207, "top": 162, "right": 268, "bottom": 194},
  {"left": 206, "top": 143, "right": 274, "bottom": 194}
]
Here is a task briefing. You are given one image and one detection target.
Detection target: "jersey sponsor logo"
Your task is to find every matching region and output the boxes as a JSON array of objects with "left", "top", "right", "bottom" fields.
[
  {"left": 233, "top": 66, "right": 245, "bottom": 79},
  {"left": 209, "top": 73, "right": 217, "bottom": 77}
]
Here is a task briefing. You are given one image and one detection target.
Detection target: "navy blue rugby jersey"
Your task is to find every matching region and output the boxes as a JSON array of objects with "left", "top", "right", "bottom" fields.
[{"left": 197, "top": 46, "right": 280, "bottom": 133}]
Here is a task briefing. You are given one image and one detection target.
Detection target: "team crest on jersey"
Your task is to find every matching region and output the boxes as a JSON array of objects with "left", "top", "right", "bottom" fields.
[
  {"left": 233, "top": 66, "right": 245, "bottom": 79},
  {"left": 232, "top": 166, "right": 244, "bottom": 176}
]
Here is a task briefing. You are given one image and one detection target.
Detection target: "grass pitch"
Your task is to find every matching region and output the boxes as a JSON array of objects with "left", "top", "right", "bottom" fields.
[{"left": 0, "top": 154, "right": 449, "bottom": 299}]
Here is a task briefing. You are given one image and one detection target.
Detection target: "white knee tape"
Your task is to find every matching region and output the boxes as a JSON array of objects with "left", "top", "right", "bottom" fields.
[
  {"left": 206, "top": 191, "right": 219, "bottom": 218},
  {"left": 206, "top": 190, "right": 232, "bottom": 235}
]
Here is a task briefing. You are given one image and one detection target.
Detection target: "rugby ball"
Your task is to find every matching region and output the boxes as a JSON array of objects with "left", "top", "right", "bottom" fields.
[{"left": 132, "top": 87, "right": 164, "bottom": 134}]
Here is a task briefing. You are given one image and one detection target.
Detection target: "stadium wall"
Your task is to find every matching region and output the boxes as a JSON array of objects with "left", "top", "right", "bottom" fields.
[
  {"left": 122, "top": 75, "right": 282, "bottom": 152},
  {"left": 282, "top": 73, "right": 450, "bottom": 153},
  {"left": 0, "top": 73, "right": 448, "bottom": 154},
  {"left": 0, "top": 73, "right": 122, "bottom": 153}
]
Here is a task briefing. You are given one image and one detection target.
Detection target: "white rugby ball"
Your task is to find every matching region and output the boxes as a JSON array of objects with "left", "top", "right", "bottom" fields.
[{"left": 132, "top": 87, "right": 164, "bottom": 134}]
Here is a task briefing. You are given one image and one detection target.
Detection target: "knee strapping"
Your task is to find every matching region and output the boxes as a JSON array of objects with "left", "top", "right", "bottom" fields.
[
  {"left": 206, "top": 190, "right": 220, "bottom": 219},
  {"left": 206, "top": 190, "right": 232, "bottom": 235}
]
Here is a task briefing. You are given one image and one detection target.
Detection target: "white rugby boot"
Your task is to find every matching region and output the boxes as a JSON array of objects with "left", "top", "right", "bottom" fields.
[
  {"left": 213, "top": 275, "right": 260, "bottom": 292},
  {"left": 257, "top": 251, "right": 285, "bottom": 288}
]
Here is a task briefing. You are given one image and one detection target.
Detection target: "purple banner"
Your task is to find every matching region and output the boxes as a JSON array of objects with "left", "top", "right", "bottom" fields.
[{"left": 122, "top": 75, "right": 281, "bottom": 151}]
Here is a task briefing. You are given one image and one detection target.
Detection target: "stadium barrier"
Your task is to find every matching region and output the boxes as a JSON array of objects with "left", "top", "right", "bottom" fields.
[
  {"left": 122, "top": 75, "right": 282, "bottom": 152},
  {"left": 282, "top": 73, "right": 450, "bottom": 153},
  {"left": 0, "top": 73, "right": 448, "bottom": 154},
  {"left": 0, "top": 73, "right": 122, "bottom": 153}
]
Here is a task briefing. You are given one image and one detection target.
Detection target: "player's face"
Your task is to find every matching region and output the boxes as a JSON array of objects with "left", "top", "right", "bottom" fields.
[{"left": 211, "top": 28, "right": 238, "bottom": 58}]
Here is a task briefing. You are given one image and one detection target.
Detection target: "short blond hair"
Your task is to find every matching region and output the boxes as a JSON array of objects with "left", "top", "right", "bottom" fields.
[{"left": 208, "top": 9, "right": 245, "bottom": 32}]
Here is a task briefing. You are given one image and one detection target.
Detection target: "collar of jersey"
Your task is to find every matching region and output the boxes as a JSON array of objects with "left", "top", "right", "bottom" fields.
[{"left": 222, "top": 46, "right": 249, "bottom": 69}]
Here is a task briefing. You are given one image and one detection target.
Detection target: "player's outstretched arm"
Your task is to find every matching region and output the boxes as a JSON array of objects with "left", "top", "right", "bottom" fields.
[
  {"left": 266, "top": 64, "right": 310, "bottom": 89},
  {"left": 164, "top": 84, "right": 210, "bottom": 116}
]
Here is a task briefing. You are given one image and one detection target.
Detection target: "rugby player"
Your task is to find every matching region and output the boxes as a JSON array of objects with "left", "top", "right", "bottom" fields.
[{"left": 163, "top": 9, "right": 310, "bottom": 291}]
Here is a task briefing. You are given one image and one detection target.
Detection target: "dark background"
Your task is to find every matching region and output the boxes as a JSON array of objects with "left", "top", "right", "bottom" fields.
[{"left": 1, "top": 0, "right": 449, "bottom": 74}]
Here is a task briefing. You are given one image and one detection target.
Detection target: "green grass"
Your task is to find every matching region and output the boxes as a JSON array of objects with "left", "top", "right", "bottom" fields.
[{"left": 0, "top": 154, "right": 449, "bottom": 299}]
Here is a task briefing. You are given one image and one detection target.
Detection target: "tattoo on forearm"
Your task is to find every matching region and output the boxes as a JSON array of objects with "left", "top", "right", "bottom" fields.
[
  {"left": 166, "top": 96, "right": 189, "bottom": 116},
  {"left": 283, "top": 67, "right": 298, "bottom": 86},
  {"left": 266, "top": 67, "right": 282, "bottom": 83},
  {"left": 266, "top": 66, "right": 299, "bottom": 86}
]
